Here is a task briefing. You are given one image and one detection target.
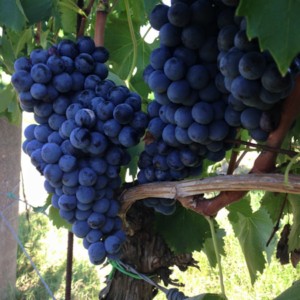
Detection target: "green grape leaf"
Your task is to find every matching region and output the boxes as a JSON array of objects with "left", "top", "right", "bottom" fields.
[
  {"left": 49, "top": 206, "right": 72, "bottom": 230},
  {"left": 0, "top": 0, "right": 26, "bottom": 31},
  {"left": 274, "top": 280, "right": 300, "bottom": 300},
  {"left": 202, "top": 228, "right": 225, "bottom": 268},
  {"left": 33, "top": 193, "right": 52, "bottom": 214},
  {"left": 260, "top": 192, "right": 289, "bottom": 223},
  {"left": 6, "top": 93, "right": 22, "bottom": 125},
  {"left": 105, "top": 11, "right": 152, "bottom": 81},
  {"left": 57, "top": 0, "right": 77, "bottom": 33},
  {"left": 228, "top": 196, "right": 274, "bottom": 284},
  {"left": 21, "top": 0, "right": 54, "bottom": 24},
  {"left": 155, "top": 205, "right": 211, "bottom": 254},
  {"left": 0, "top": 85, "right": 15, "bottom": 113},
  {"left": 288, "top": 194, "right": 300, "bottom": 252},
  {"left": 236, "top": 0, "right": 300, "bottom": 75}
]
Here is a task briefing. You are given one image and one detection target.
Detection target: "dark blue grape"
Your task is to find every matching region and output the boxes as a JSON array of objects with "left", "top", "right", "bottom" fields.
[
  {"left": 159, "top": 23, "right": 182, "bottom": 47},
  {"left": 149, "top": 4, "right": 169, "bottom": 30},
  {"left": 231, "top": 76, "right": 260, "bottom": 102},
  {"left": 11, "top": 71, "right": 33, "bottom": 92},
  {"left": 173, "top": 46, "right": 198, "bottom": 67},
  {"left": 104, "top": 235, "right": 122, "bottom": 254},
  {"left": 168, "top": 2, "right": 191, "bottom": 27},
  {"left": 30, "top": 63, "right": 52, "bottom": 83},
  {"left": 76, "top": 185, "right": 96, "bottom": 204},
  {"left": 240, "top": 107, "right": 262, "bottom": 130},
  {"left": 47, "top": 55, "right": 65, "bottom": 74},
  {"left": 150, "top": 47, "right": 172, "bottom": 70},
  {"left": 186, "top": 64, "right": 210, "bottom": 90},
  {"left": 148, "top": 70, "right": 171, "bottom": 93},
  {"left": 261, "top": 63, "right": 292, "bottom": 93},
  {"left": 192, "top": 102, "right": 214, "bottom": 124},
  {"left": 238, "top": 52, "right": 266, "bottom": 80},
  {"left": 217, "top": 25, "right": 238, "bottom": 51},
  {"left": 77, "top": 36, "right": 95, "bottom": 54},
  {"left": 188, "top": 122, "right": 209, "bottom": 143},
  {"left": 72, "top": 220, "right": 91, "bottom": 238},
  {"left": 88, "top": 242, "right": 106, "bottom": 265},
  {"left": 164, "top": 57, "right": 187, "bottom": 81},
  {"left": 118, "top": 126, "right": 139, "bottom": 147},
  {"left": 167, "top": 80, "right": 190, "bottom": 104},
  {"left": 70, "top": 127, "right": 91, "bottom": 149},
  {"left": 174, "top": 106, "right": 193, "bottom": 128},
  {"left": 30, "top": 49, "right": 49, "bottom": 64},
  {"left": 209, "top": 120, "right": 229, "bottom": 141},
  {"left": 57, "top": 39, "right": 78, "bottom": 59},
  {"left": 75, "top": 53, "right": 95, "bottom": 74},
  {"left": 181, "top": 25, "right": 206, "bottom": 50}
]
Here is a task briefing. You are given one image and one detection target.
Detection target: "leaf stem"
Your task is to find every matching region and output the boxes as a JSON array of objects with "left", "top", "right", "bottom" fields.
[
  {"left": 124, "top": 0, "right": 138, "bottom": 85},
  {"left": 206, "top": 216, "right": 226, "bottom": 298}
]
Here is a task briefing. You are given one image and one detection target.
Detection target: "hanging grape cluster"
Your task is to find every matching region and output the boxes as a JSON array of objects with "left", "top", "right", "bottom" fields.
[
  {"left": 12, "top": 37, "right": 148, "bottom": 264},
  {"left": 137, "top": 0, "right": 298, "bottom": 214}
]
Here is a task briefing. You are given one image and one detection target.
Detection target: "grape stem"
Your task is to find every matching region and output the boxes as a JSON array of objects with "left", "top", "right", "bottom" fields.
[
  {"left": 77, "top": 0, "right": 96, "bottom": 38},
  {"left": 206, "top": 216, "right": 226, "bottom": 298},
  {"left": 124, "top": 0, "right": 138, "bottom": 84},
  {"left": 94, "top": 1, "right": 109, "bottom": 47}
]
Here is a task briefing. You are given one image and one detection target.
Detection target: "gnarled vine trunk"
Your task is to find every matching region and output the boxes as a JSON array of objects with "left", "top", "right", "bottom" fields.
[{"left": 101, "top": 203, "right": 194, "bottom": 300}]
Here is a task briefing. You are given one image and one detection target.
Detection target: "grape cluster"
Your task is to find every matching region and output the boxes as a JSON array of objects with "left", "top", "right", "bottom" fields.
[
  {"left": 216, "top": 0, "right": 296, "bottom": 141},
  {"left": 138, "top": 0, "right": 237, "bottom": 214},
  {"left": 12, "top": 37, "right": 148, "bottom": 264}
]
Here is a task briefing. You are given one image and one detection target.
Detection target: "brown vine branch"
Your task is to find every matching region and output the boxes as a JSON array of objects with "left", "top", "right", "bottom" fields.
[
  {"left": 94, "top": 1, "right": 109, "bottom": 47},
  {"left": 77, "top": 0, "right": 96, "bottom": 38},
  {"left": 226, "top": 138, "right": 297, "bottom": 158},
  {"left": 119, "top": 173, "right": 300, "bottom": 222}
]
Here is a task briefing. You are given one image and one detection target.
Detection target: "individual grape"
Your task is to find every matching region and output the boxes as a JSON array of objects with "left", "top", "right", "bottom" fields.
[
  {"left": 175, "top": 126, "right": 192, "bottom": 144},
  {"left": 234, "top": 30, "right": 258, "bottom": 52},
  {"left": 41, "top": 143, "right": 62, "bottom": 164},
  {"left": 34, "top": 102, "right": 53, "bottom": 118},
  {"left": 240, "top": 107, "right": 262, "bottom": 130},
  {"left": 166, "top": 150, "right": 184, "bottom": 170},
  {"left": 11, "top": 70, "right": 33, "bottom": 93},
  {"left": 14, "top": 57, "right": 31, "bottom": 72},
  {"left": 238, "top": 52, "right": 266, "bottom": 80},
  {"left": 87, "top": 212, "right": 106, "bottom": 229},
  {"left": 198, "top": 82, "right": 221, "bottom": 102},
  {"left": 150, "top": 47, "right": 172, "bottom": 70},
  {"left": 30, "top": 83, "right": 48, "bottom": 100},
  {"left": 231, "top": 76, "right": 260, "bottom": 102},
  {"left": 164, "top": 57, "right": 187, "bottom": 81},
  {"left": 192, "top": 102, "right": 214, "bottom": 124},
  {"left": 149, "top": 4, "right": 169, "bottom": 31},
  {"left": 92, "top": 47, "right": 109, "bottom": 63},
  {"left": 77, "top": 36, "right": 95, "bottom": 54},
  {"left": 70, "top": 127, "right": 91, "bottom": 149},
  {"left": 167, "top": 2, "right": 191, "bottom": 27},
  {"left": 104, "top": 235, "right": 122, "bottom": 254},
  {"left": 30, "top": 49, "right": 49, "bottom": 64},
  {"left": 30, "top": 63, "right": 52, "bottom": 83},
  {"left": 224, "top": 105, "right": 241, "bottom": 127},
  {"left": 179, "top": 148, "right": 200, "bottom": 167},
  {"left": 249, "top": 128, "right": 269, "bottom": 142},
  {"left": 58, "top": 195, "right": 77, "bottom": 211},
  {"left": 78, "top": 167, "right": 97, "bottom": 186},
  {"left": 113, "top": 103, "right": 134, "bottom": 124},
  {"left": 118, "top": 126, "right": 140, "bottom": 147},
  {"left": 159, "top": 23, "right": 182, "bottom": 47},
  {"left": 188, "top": 122, "right": 209, "bottom": 143},
  {"left": 86, "top": 229, "right": 103, "bottom": 243},
  {"left": 34, "top": 124, "right": 53, "bottom": 142},
  {"left": 209, "top": 120, "right": 230, "bottom": 141},
  {"left": 261, "top": 63, "right": 293, "bottom": 93},
  {"left": 59, "top": 155, "right": 77, "bottom": 172},
  {"left": 167, "top": 80, "right": 190, "bottom": 104},
  {"left": 47, "top": 55, "right": 65, "bottom": 74},
  {"left": 76, "top": 186, "right": 96, "bottom": 204},
  {"left": 43, "top": 164, "right": 63, "bottom": 184},
  {"left": 181, "top": 25, "right": 206, "bottom": 50},
  {"left": 75, "top": 53, "right": 95, "bottom": 74},
  {"left": 219, "top": 48, "right": 243, "bottom": 78},
  {"left": 148, "top": 117, "right": 166, "bottom": 139},
  {"left": 148, "top": 70, "right": 171, "bottom": 93},
  {"left": 174, "top": 106, "right": 193, "bottom": 128},
  {"left": 217, "top": 25, "right": 238, "bottom": 51},
  {"left": 186, "top": 65, "right": 210, "bottom": 90},
  {"left": 162, "top": 124, "right": 180, "bottom": 147},
  {"left": 75, "top": 108, "right": 96, "bottom": 128}
]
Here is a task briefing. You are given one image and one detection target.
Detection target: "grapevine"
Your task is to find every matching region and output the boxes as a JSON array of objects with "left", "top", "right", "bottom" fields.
[{"left": 2, "top": 0, "right": 300, "bottom": 299}]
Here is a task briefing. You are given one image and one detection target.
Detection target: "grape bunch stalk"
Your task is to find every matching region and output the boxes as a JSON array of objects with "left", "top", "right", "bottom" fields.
[
  {"left": 11, "top": 36, "right": 148, "bottom": 265},
  {"left": 137, "top": 0, "right": 298, "bottom": 215}
]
